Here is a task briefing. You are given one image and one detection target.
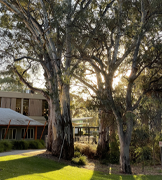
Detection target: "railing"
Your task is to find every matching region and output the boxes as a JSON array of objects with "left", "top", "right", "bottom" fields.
[{"left": 74, "top": 135, "right": 98, "bottom": 144}]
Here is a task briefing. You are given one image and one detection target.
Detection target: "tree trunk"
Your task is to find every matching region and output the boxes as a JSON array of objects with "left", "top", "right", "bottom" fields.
[
  {"left": 46, "top": 76, "right": 73, "bottom": 160},
  {"left": 47, "top": 98, "right": 63, "bottom": 157},
  {"left": 60, "top": 84, "right": 74, "bottom": 159},
  {"left": 109, "top": 120, "right": 116, "bottom": 142},
  {"left": 116, "top": 113, "right": 133, "bottom": 174},
  {"left": 156, "top": 107, "right": 161, "bottom": 133},
  {"left": 119, "top": 139, "right": 132, "bottom": 174},
  {"left": 47, "top": 92, "right": 74, "bottom": 159},
  {"left": 97, "top": 110, "right": 109, "bottom": 158},
  {"left": 153, "top": 142, "right": 155, "bottom": 168}
]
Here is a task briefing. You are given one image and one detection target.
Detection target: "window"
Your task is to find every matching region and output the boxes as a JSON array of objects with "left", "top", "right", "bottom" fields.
[
  {"left": 2, "top": 128, "right": 17, "bottom": 140},
  {"left": 16, "top": 98, "right": 21, "bottom": 113},
  {"left": 21, "top": 128, "right": 34, "bottom": 139},
  {"left": 23, "top": 99, "right": 29, "bottom": 116}
]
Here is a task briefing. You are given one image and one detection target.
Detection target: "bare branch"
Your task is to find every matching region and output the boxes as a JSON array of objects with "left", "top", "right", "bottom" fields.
[
  {"left": 102, "top": 0, "right": 115, "bottom": 17},
  {"left": 72, "top": 74, "right": 97, "bottom": 94},
  {"left": 13, "top": 66, "right": 49, "bottom": 100},
  {"left": 14, "top": 56, "right": 42, "bottom": 62},
  {"left": 22, "top": 59, "right": 31, "bottom": 76}
]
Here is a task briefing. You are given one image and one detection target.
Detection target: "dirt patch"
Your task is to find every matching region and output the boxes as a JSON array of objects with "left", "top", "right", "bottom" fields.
[{"left": 32, "top": 150, "right": 162, "bottom": 175}]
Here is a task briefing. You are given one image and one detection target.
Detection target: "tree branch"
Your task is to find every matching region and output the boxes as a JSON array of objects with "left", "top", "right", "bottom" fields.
[
  {"left": 14, "top": 56, "right": 43, "bottom": 62},
  {"left": 13, "top": 66, "right": 49, "bottom": 100},
  {"left": 72, "top": 74, "right": 97, "bottom": 94}
]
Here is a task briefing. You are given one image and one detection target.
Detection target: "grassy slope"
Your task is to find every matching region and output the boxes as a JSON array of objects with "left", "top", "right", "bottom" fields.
[{"left": 0, "top": 155, "right": 161, "bottom": 180}]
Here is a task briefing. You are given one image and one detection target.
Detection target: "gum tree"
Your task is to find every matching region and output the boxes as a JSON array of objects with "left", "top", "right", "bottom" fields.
[
  {"left": 0, "top": 0, "right": 93, "bottom": 159},
  {"left": 72, "top": 0, "right": 162, "bottom": 173}
]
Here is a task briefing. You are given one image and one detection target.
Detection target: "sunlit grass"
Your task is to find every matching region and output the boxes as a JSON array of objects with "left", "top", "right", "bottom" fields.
[{"left": 0, "top": 155, "right": 162, "bottom": 180}]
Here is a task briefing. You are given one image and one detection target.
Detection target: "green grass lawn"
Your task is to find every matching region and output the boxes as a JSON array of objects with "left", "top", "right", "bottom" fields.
[{"left": 0, "top": 154, "right": 161, "bottom": 180}]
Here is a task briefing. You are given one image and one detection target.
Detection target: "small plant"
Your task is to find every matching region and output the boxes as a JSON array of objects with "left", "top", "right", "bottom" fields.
[
  {"left": 79, "top": 156, "right": 88, "bottom": 165},
  {"left": 71, "top": 155, "right": 88, "bottom": 165},
  {"left": 74, "top": 144, "right": 81, "bottom": 152},
  {"left": 74, "top": 151, "right": 81, "bottom": 157},
  {"left": 81, "top": 145, "right": 96, "bottom": 159}
]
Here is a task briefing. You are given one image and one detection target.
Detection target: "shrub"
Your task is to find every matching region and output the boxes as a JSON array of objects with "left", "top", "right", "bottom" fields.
[
  {"left": 0, "top": 143, "right": 5, "bottom": 152},
  {"left": 74, "top": 144, "right": 81, "bottom": 152},
  {"left": 108, "top": 151, "right": 120, "bottom": 164},
  {"left": 79, "top": 156, "right": 88, "bottom": 165},
  {"left": 0, "top": 141, "right": 12, "bottom": 152},
  {"left": 108, "top": 141, "right": 120, "bottom": 164},
  {"left": 80, "top": 145, "right": 97, "bottom": 159},
  {"left": 135, "top": 146, "right": 152, "bottom": 162},
  {"left": 39, "top": 139, "right": 45, "bottom": 147},
  {"left": 74, "top": 151, "right": 81, "bottom": 158},
  {"left": 28, "top": 140, "right": 45, "bottom": 149},
  {"left": 12, "top": 140, "right": 45, "bottom": 150},
  {"left": 3, "top": 140, "right": 13, "bottom": 151},
  {"left": 74, "top": 143, "right": 97, "bottom": 159},
  {"left": 12, "top": 140, "right": 29, "bottom": 150},
  {"left": 71, "top": 155, "right": 87, "bottom": 165}
]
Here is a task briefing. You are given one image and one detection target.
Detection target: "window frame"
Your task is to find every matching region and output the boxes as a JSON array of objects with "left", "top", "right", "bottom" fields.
[
  {"left": 21, "top": 128, "right": 34, "bottom": 139},
  {"left": 1, "top": 128, "right": 17, "bottom": 140}
]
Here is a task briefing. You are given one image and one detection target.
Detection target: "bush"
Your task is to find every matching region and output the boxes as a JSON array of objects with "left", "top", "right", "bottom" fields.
[
  {"left": 108, "top": 141, "right": 120, "bottom": 164},
  {"left": 0, "top": 143, "right": 5, "bottom": 152},
  {"left": 39, "top": 139, "right": 45, "bottom": 147},
  {"left": 74, "top": 144, "right": 81, "bottom": 152},
  {"left": 12, "top": 140, "right": 45, "bottom": 150},
  {"left": 135, "top": 146, "right": 152, "bottom": 162},
  {"left": 108, "top": 151, "right": 120, "bottom": 164},
  {"left": 0, "top": 140, "right": 45, "bottom": 152},
  {"left": 81, "top": 145, "right": 96, "bottom": 159},
  {"left": 71, "top": 155, "right": 88, "bottom": 165},
  {"left": 74, "top": 151, "right": 81, "bottom": 157},
  {"left": 28, "top": 140, "right": 45, "bottom": 149},
  {"left": 79, "top": 156, "right": 88, "bottom": 165},
  {"left": 12, "top": 140, "right": 29, "bottom": 150},
  {"left": 74, "top": 143, "right": 97, "bottom": 159},
  {"left": 0, "top": 141, "right": 12, "bottom": 152}
]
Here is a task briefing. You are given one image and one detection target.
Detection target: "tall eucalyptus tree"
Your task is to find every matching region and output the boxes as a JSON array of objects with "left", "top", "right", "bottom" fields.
[
  {"left": 72, "top": 0, "right": 162, "bottom": 173},
  {"left": 0, "top": 0, "right": 93, "bottom": 159}
]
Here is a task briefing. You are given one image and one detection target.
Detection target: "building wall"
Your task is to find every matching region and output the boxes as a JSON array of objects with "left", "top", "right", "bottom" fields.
[
  {"left": 29, "top": 99, "right": 42, "bottom": 116},
  {"left": 0, "top": 91, "right": 47, "bottom": 124},
  {"left": 1, "top": 97, "right": 16, "bottom": 110},
  {"left": 0, "top": 92, "right": 48, "bottom": 141}
]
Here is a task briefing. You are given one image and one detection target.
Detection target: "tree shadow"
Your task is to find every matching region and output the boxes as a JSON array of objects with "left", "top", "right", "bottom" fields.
[
  {"left": 88, "top": 159, "right": 162, "bottom": 180},
  {"left": 1, "top": 152, "right": 161, "bottom": 180},
  {"left": 0, "top": 154, "right": 67, "bottom": 180}
]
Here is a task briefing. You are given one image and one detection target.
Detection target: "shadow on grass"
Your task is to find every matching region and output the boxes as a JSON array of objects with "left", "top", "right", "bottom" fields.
[
  {"left": 0, "top": 154, "right": 67, "bottom": 180},
  {"left": 1, "top": 153, "right": 162, "bottom": 180},
  {"left": 88, "top": 159, "right": 162, "bottom": 180}
]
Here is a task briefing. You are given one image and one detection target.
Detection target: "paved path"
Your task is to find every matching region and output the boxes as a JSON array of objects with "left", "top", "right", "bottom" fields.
[{"left": 0, "top": 149, "right": 46, "bottom": 157}]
